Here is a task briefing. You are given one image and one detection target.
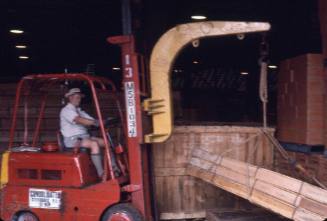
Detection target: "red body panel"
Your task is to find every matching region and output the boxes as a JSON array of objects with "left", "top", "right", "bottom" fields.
[
  {"left": 1, "top": 152, "right": 121, "bottom": 221},
  {"left": 1, "top": 181, "right": 121, "bottom": 221},
  {"left": 8, "top": 152, "right": 98, "bottom": 187}
]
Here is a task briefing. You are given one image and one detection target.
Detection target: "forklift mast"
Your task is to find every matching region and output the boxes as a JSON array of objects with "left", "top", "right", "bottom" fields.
[
  {"left": 107, "top": 35, "right": 153, "bottom": 220},
  {"left": 105, "top": 1, "right": 154, "bottom": 219}
]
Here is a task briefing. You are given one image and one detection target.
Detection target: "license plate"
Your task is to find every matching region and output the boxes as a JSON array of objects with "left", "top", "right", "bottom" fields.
[{"left": 29, "top": 188, "right": 62, "bottom": 209}]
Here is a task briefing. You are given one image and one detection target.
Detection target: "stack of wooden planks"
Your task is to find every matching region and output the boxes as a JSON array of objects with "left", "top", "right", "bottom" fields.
[{"left": 187, "top": 148, "right": 327, "bottom": 220}]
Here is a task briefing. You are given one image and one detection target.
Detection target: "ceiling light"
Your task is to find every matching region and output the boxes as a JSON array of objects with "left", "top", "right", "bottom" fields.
[
  {"left": 191, "top": 15, "right": 207, "bottom": 20},
  {"left": 237, "top": 34, "right": 245, "bottom": 40},
  {"left": 240, "top": 72, "right": 249, "bottom": 75},
  {"left": 18, "top": 56, "right": 29, "bottom": 60},
  {"left": 268, "top": 65, "right": 278, "bottom": 69},
  {"left": 193, "top": 60, "right": 199, "bottom": 64},
  {"left": 112, "top": 67, "right": 121, "bottom": 70},
  {"left": 10, "top": 29, "right": 24, "bottom": 34},
  {"left": 15, "top": 45, "right": 27, "bottom": 49}
]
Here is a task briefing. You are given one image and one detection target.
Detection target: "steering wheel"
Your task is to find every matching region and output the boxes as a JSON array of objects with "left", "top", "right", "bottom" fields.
[{"left": 104, "top": 117, "right": 120, "bottom": 128}]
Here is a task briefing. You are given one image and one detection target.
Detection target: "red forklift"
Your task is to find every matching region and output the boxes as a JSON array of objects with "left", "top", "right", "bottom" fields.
[
  {"left": 1, "top": 2, "right": 156, "bottom": 219},
  {"left": 0, "top": 70, "right": 153, "bottom": 221}
]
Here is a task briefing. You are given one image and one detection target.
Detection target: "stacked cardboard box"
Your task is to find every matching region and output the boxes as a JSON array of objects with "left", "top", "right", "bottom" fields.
[
  {"left": 319, "top": 0, "right": 327, "bottom": 148},
  {"left": 277, "top": 54, "right": 324, "bottom": 145}
]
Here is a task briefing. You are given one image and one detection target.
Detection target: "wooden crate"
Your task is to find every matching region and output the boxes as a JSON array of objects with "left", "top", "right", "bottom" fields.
[
  {"left": 153, "top": 126, "right": 275, "bottom": 220},
  {"left": 319, "top": 0, "right": 327, "bottom": 149}
]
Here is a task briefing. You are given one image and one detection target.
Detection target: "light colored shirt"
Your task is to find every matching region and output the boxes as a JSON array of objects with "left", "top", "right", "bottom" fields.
[{"left": 60, "top": 103, "right": 94, "bottom": 137}]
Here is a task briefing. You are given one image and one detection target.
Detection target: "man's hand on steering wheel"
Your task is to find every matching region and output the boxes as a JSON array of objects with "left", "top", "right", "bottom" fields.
[
  {"left": 91, "top": 117, "right": 119, "bottom": 129},
  {"left": 93, "top": 119, "right": 100, "bottom": 127}
]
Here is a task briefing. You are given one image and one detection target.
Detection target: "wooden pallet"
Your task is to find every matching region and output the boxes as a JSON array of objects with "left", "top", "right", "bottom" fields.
[
  {"left": 186, "top": 148, "right": 327, "bottom": 221},
  {"left": 280, "top": 142, "right": 324, "bottom": 154},
  {"left": 206, "top": 209, "right": 288, "bottom": 221}
]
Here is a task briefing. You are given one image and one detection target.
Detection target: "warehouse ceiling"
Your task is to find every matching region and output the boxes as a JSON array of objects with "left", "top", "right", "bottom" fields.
[
  {"left": 0, "top": 0, "right": 122, "bottom": 81},
  {"left": 0, "top": 0, "right": 321, "bottom": 82},
  {"left": 0, "top": 0, "right": 322, "bottom": 123}
]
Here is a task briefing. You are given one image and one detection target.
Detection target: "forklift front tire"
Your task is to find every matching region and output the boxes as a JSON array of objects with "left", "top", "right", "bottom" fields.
[
  {"left": 12, "top": 211, "right": 39, "bottom": 221},
  {"left": 102, "top": 203, "right": 143, "bottom": 221}
]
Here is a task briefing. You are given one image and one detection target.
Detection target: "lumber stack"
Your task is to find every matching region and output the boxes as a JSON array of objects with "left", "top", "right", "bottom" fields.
[{"left": 187, "top": 148, "right": 327, "bottom": 220}]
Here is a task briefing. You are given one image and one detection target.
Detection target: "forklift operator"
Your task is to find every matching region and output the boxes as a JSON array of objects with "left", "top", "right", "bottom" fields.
[{"left": 60, "top": 88, "right": 104, "bottom": 177}]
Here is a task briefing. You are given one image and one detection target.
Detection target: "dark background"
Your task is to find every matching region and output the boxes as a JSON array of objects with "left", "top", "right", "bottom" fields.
[{"left": 0, "top": 0, "right": 322, "bottom": 124}]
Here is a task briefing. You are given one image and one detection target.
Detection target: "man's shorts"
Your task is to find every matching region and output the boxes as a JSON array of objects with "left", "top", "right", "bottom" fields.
[{"left": 63, "top": 134, "right": 90, "bottom": 148}]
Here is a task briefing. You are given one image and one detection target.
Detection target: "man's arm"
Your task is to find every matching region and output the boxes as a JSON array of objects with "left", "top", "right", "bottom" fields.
[
  {"left": 79, "top": 109, "right": 95, "bottom": 120},
  {"left": 74, "top": 116, "right": 97, "bottom": 126}
]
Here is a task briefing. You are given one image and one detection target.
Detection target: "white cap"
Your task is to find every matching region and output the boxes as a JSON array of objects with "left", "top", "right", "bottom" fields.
[{"left": 64, "top": 88, "right": 84, "bottom": 98}]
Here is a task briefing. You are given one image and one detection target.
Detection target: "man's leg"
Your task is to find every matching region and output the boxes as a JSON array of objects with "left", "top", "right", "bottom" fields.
[
  {"left": 90, "top": 137, "right": 105, "bottom": 147},
  {"left": 91, "top": 137, "right": 120, "bottom": 175},
  {"left": 80, "top": 138, "right": 104, "bottom": 177}
]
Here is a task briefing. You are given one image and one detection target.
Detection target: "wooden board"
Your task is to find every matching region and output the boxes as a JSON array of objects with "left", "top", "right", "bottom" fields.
[{"left": 186, "top": 148, "right": 327, "bottom": 220}]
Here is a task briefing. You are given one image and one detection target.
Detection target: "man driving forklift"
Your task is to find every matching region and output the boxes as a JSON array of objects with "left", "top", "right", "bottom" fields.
[{"left": 60, "top": 88, "right": 104, "bottom": 177}]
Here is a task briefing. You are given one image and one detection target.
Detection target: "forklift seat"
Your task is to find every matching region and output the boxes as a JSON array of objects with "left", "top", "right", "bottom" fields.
[
  {"left": 57, "top": 131, "right": 65, "bottom": 151},
  {"left": 57, "top": 131, "right": 89, "bottom": 153}
]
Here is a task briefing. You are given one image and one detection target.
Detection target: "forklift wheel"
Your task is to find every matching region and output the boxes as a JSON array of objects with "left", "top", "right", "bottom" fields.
[
  {"left": 102, "top": 203, "right": 143, "bottom": 221},
  {"left": 12, "top": 211, "right": 39, "bottom": 221}
]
